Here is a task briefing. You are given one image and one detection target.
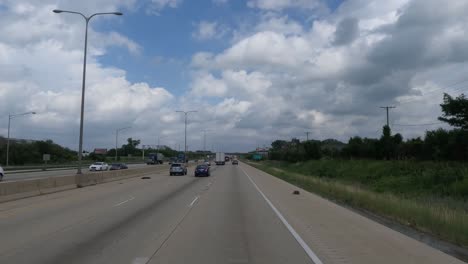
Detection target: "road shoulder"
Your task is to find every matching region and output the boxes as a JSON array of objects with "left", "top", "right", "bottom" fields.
[{"left": 241, "top": 162, "right": 466, "bottom": 264}]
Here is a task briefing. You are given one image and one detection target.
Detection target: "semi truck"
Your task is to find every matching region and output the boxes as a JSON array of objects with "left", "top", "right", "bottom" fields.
[
  {"left": 146, "top": 153, "right": 164, "bottom": 165},
  {"left": 215, "top": 152, "right": 225, "bottom": 165}
]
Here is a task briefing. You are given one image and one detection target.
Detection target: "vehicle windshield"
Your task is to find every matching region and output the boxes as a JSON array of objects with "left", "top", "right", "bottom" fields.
[{"left": 2, "top": 2, "right": 467, "bottom": 264}]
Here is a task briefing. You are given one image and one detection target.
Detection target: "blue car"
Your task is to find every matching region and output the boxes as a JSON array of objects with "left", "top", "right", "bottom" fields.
[{"left": 194, "top": 164, "right": 210, "bottom": 177}]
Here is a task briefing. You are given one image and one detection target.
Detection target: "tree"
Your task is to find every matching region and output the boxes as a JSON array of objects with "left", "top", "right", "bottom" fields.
[
  {"left": 378, "top": 125, "right": 402, "bottom": 160},
  {"left": 122, "top": 138, "right": 141, "bottom": 156},
  {"left": 303, "top": 140, "right": 322, "bottom": 159},
  {"left": 438, "top": 93, "right": 468, "bottom": 129},
  {"left": 271, "top": 140, "right": 288, "bottom": 150}
]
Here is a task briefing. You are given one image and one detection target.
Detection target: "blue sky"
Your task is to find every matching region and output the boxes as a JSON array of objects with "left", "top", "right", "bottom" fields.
[{"left": 98, "top": 0, "right": 344, "bottom": 95}]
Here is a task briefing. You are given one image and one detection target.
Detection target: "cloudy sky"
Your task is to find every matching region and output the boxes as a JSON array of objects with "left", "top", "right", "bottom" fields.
[{"left": 1, "top": 0, "right": 467, "bottom": 152}]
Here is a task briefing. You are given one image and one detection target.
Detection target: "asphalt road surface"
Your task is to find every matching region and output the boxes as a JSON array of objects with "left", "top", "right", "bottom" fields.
[
  {"left": 0, "top": 163, "right": 464, "bottom": 264},
  {"left": 3, "top": 163, "right": 148, "bottom": 182}
]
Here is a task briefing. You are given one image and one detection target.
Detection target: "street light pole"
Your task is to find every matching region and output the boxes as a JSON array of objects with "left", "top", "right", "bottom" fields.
[
  {"left": 175, "top": 110, "right": 197, "bottom": 163},
  {"left": 115, "top": 126, "right": 131, "bottom": 161},
  {"left": 6, "top": 112, "right": 36, "bottom": 166},
  {"left": 53, "top": 9, "right": 123, "bottom": 174},
  {"left": 202, "top": 129, "right": 211, "bottom": 153}
]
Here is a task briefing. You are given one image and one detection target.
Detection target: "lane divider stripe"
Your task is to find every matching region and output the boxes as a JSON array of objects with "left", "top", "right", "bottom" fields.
[
  {"left": 113, "top": 196, "right": 135, "bottom": 207},
  {"left": 189, "top": 196, "right": 199, "bottom": 207},
  {"left": 240, "top": 167, "right": 323, "bottom": 264}
]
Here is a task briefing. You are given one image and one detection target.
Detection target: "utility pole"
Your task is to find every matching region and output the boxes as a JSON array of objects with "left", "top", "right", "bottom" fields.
[
  {"left": 380, "top": 106, "right": 396, "bottom": 127},
  {"left": 305, "top": 131, "right": 311, "bottom": 141}
]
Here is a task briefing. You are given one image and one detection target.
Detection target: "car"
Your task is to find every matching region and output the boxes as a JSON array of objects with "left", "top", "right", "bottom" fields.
[
  {"left": 169, "top": 163, "right": 187, "bottom": 176},
  {"left": 0, "top": 165, "right": 4, "bottom": 181},
  {"left": 194, "top": 164, "right": 210, "bottom": 177},
  {"left": 204, "top": 160, "right": 211, "bottom": 166},
  {"left": 109, "top": 163, "right": 128, "bottom": 170},
  {"left": 232, "top": 160, "right": 239, "bottom": 165},
  {"left": 89, "top": 162, "right": 109, "bottom": 171}
]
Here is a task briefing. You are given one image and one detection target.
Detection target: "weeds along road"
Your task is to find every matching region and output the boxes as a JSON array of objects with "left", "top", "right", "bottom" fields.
[{"left": 0, "top": 162, "right": 464, "bottom": 264}]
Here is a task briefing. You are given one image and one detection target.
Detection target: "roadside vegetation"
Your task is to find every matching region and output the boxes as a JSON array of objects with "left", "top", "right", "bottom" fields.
[
  {"left": 246, "top": 93, "right": 468, "bottom": 247},
  {"left": 250, "top": 160, "right": 468, "bottom": 248}
]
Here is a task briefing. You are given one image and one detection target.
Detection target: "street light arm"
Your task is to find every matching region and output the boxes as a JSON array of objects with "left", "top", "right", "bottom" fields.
[
  {"left": 9, "top": 111, "right": 36, "bottom": 119},
  {"left": 53, "top": 10, "right": 122, "bottom": 21},
  {"left": 89, "top": 12, "right": 123, "bottom": 20},
  {"left": 117, "top": 126, "right": 131, "bottom": 133},
  {"left": 53, "top": 9, "right": 87, "bottom": 20}
]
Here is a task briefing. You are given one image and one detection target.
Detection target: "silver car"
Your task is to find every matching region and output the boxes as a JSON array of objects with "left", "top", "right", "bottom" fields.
[{"left": 169, "top": 163, "right": 187, "bottom": 176}]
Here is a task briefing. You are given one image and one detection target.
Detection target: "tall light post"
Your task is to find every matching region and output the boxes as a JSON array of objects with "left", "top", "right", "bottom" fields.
[
  {"left": 157, "top": 135, "right": 167, "bottom": 150},
  {"left": 53, "top": 9, "right": 122, "bottom": 174},
  {"left": 175, "top": 110, "right": 197, "bottom": 162},
  {"left": 115, "top": 127, "right": 131, "bottom": 161},
  {"left": 202, "top": 129, "right": 211, "bottom": 153},
  {"left": 6, "top": 112, "right": 36, "bottom": 166}
]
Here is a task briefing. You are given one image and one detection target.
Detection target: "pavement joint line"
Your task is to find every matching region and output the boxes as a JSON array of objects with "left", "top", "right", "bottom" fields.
[
  {"left": 240, "top": 166, "right": 324, "bottom": 264},
  {"left": 113, "top": 196, "right": 135, "bottom": 207},
  {"left": 132, "top": 257, "right": 150, "bottom": 264},
  {"left": 189, "top": 195, "right": 199, "bottom": 207}
]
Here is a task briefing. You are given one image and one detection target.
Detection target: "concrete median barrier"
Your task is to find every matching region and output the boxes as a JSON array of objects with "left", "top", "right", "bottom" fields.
[
  {"left": 0, "top": 165, "right": 169, "bottom": 203},
  {"left": 76, "top": 166, "right": 168, "bottom": 187}
]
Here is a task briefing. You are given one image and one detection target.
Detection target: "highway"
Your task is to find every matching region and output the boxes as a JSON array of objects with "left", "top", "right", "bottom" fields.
[
  {"left": 3, "top": 163, "right": 148, "bottom": 182},
  {"left": 0, "top": 162, "right": 464, "bottom": 264}
]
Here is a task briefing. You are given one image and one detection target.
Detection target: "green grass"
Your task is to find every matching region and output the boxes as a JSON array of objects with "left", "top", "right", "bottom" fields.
[{"left": 248, "top": 160, "right": 468, "bottom": 248}]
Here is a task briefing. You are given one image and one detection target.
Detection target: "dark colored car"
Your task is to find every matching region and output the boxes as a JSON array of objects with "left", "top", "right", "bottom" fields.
[
  {"left": 194, "top": 164, "right": 210, "bottom": 177},
  {"left": 110, "top": 163, "right": 128, "bottom": 170},
  {"left": 232, "top": 160, "right": 239, "bottom": 165}
]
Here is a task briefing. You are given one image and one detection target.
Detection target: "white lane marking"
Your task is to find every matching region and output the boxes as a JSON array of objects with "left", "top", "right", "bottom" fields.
[
  {"left": 189, "top": 196, "right": 199, "bottom": 207},
  {"left": 240, "top": 167, "right": 324, "bottom": 264},
  {"left": 132, "top": 257, "right": 149, "bottom": 264},
  {"left": 206, "top": 182, "right": 212, "bottom": 187},
  {"left": 113, "top": 196, "right": 135, "bottom": 207}
]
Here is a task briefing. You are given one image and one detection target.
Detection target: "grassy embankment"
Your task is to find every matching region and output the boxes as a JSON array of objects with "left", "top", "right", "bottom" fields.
[{"left": 248, "top": 159, "right": 468, "bottom": 248}]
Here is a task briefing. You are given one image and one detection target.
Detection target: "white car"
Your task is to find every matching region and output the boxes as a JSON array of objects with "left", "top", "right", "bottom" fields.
[
  {"left": 0, "top": 165, "right": 4, "bottom": 181},
  {"left": 89, "top": 162, "right": 109, "bottom": 171}
]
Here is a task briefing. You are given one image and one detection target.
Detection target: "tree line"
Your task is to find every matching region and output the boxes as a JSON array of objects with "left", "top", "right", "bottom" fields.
[
  {"left": 267, "top": 93, "right": 468, "bottom": 162},
  {"left": 0, "top": 135, "right": 209, "bottom": 165},
  {"left": 0, "top": 138, "right": 77, "bottom": 165}
]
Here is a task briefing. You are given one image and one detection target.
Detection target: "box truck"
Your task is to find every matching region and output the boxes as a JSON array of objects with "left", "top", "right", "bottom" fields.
[{"left": 215, "top": 152, "right": 225, "bottom": 165}]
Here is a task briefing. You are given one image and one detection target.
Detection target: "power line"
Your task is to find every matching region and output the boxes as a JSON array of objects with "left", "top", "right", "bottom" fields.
[
  {"left": 397, "top": 79, "right": 468, "bottom": 105},
  {"left": 392, "top": 122, "right": 444, "bottom": 127}
]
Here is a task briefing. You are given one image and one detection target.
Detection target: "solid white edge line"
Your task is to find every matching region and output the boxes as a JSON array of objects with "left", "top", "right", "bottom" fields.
[
  {"left": 240, "top": 167, "right": 324, "bottom": 264},
  {"left": 113, "top": 196, "right": 135, "bottom": 207},
  {"left": 189, "top": 196, "right": 199, "bottom": 207}
]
